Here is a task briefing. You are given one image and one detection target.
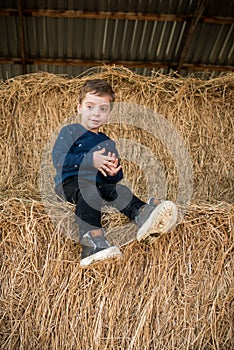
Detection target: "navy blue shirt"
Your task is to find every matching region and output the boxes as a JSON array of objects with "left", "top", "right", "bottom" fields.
[{"left": 52, "top": 123, "right": 123, "bottom": 187}]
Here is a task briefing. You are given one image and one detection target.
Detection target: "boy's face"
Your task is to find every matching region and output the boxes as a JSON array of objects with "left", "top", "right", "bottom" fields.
[{"left": 78, "top": 92, "right": 112, "bottom": 133}]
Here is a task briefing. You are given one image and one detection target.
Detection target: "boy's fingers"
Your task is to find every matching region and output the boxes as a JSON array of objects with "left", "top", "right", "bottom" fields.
[
  {"left": 104, "top": 159, "right": 116, "bottom": 166},
  {"left": 112, "top": 165, "right": 122, "bottom": 174},
  {"left": 98, "top": 167, "right": 107, "bottom": 177},
  {"left": 115, "top": 164, "right": 122, "bottom": 172},
  {"left": 105, "top": 164, "right": 122, "bottom": 176},
  {"left": 113, "top": 158, "right": 119, "bottom": 166}
]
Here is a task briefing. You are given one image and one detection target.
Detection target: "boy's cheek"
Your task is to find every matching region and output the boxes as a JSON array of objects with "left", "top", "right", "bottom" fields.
[{"left": 81, "top": 109, "right": 91, "bottom": 118}]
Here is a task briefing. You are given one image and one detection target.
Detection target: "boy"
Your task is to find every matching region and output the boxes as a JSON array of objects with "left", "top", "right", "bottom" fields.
[{"left": 52, "top": 79, "right": 177, "bottom": 267}]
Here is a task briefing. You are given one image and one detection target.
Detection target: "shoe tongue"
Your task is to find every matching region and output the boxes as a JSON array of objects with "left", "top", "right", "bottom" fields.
[{"left": 90, "top": 229, "right": 103, "bottom": 237}]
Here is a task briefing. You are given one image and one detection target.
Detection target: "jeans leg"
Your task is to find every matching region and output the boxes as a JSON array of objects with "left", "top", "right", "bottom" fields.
[
  {"left": 75, "top": 182, "right": 104, "bottom": 237},
  {"left": 60, "top": 179, "right": 146, "bottom": 236},
  {"left": 59, "top": 178, "right": 104, "bottom": 237},
  {"left": 55, "top": 176, "right": 79, "bottom": 203},
  {"left": 99, "top": 183, "right": 146, "bottom": 221}
]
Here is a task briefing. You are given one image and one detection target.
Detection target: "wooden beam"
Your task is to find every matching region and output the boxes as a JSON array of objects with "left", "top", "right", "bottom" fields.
[
  {"left": 182, "top": 63, "right": 234, "bottom": 72},
  {"left": 17, "top": 0, "right": 27, "bottom": 74},
  {"left": 0, "top": 8, "right": 233, "bottom": 25},
  {"left": 176, "top": 0, "right": 209, "bottom": 73},
  {"left": 0, "top": 57, "right": 233, "bottom": 72}
]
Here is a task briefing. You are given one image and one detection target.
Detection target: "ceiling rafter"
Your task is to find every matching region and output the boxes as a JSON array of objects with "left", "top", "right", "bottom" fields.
[
  {"left": 17, "top": 0, "right": 27, "bottom": 75},
  {"left": 0, "top": 8, "right": 233, "bottom": 25},
  {"left": 176, "top": 0, "right": 209, "bottom": 73},
  {"left": 0, "top": 57, "right": 233, "bottom": 72}
]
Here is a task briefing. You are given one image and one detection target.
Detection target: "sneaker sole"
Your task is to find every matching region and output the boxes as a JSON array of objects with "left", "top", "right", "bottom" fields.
[
  {"left": 137, "top": 201, "right": 178, "bottom": 242},
  {"left": 80, "top": 246, "right": 122, "bottom": 267}
]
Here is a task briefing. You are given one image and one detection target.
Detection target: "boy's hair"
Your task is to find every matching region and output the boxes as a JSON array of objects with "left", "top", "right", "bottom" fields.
[{"left": 78, "top": 79, "right": 115, "bottom": 105}]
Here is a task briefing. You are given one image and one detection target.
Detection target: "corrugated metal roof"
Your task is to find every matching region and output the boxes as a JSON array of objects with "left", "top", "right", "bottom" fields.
[{"left": 0, "top": 0, "right": 233, "bottom": 80}]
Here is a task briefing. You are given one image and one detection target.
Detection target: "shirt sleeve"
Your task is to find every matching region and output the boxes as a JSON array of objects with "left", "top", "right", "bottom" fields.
[
  {"left": 105, "top": 167, "right": 123, "bottom": 183},
  {"left": 52, "top": 125, "right": 93, "bottom": 171}
]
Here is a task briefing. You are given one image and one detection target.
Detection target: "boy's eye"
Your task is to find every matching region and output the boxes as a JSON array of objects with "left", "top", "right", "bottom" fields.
[
  {"left": 85, "top": 104, "right": 110, "bottom": 112},
  {"left": 101, "top": 106, "right": 109, "bottom": 112}
]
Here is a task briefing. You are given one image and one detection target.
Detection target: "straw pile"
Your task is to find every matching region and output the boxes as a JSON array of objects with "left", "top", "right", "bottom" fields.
[{"left": 0, "top": 66, "right": 233, "bottom": 349}]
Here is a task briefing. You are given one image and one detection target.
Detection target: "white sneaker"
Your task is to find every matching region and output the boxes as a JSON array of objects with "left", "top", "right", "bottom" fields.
[{"left": 137, "top": 201, "right": 178, "bottom": 242}]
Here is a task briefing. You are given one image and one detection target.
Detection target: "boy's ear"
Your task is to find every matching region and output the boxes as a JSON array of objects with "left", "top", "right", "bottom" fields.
[{"left": 77, "top": 103, "right": 82, "bottom": 114}]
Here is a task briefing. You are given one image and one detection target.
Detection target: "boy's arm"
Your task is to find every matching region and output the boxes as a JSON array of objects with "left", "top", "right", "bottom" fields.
[
  {"left": 52, "top": 125, "right": 93, "bottom": 170},
  {"left": 52, "top": 127, "right": 123, "bottom": 183}
]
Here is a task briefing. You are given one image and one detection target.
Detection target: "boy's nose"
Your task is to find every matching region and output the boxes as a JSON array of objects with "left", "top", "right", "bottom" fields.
[{"left": 92, "top": 106, "right": 100, "bottom": 115}]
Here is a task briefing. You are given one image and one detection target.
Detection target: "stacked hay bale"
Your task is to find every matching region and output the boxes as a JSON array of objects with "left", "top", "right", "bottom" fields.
[{"left": 0, "top": 67, "right": 233, "bottom": 349}]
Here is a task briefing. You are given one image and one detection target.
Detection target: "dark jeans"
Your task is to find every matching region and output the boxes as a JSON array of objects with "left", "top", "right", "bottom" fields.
[{"left": 55, "top": 177, "right": 146, "bottom": 237}]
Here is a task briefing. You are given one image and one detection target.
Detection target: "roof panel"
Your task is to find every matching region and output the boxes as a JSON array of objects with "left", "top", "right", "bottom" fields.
[{"left": 0, "top": 0, "right": 233, "bottom": 80}]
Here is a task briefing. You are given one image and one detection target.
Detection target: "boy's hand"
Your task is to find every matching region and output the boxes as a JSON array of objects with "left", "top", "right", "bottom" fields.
[
  {"left": 93, "top": 148, "right": 122, "bottom": 177},
  {"left": 106, "top": 151, "right": 122, "bottom": 176}
]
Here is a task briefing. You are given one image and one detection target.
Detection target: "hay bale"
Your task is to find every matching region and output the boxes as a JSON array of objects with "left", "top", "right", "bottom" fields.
[
  {"left": 0, "top": 67, "right": 233, "bottom": 202},
  {"left": 0, "top": 198, "right": 233, "bottom": 349}
]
